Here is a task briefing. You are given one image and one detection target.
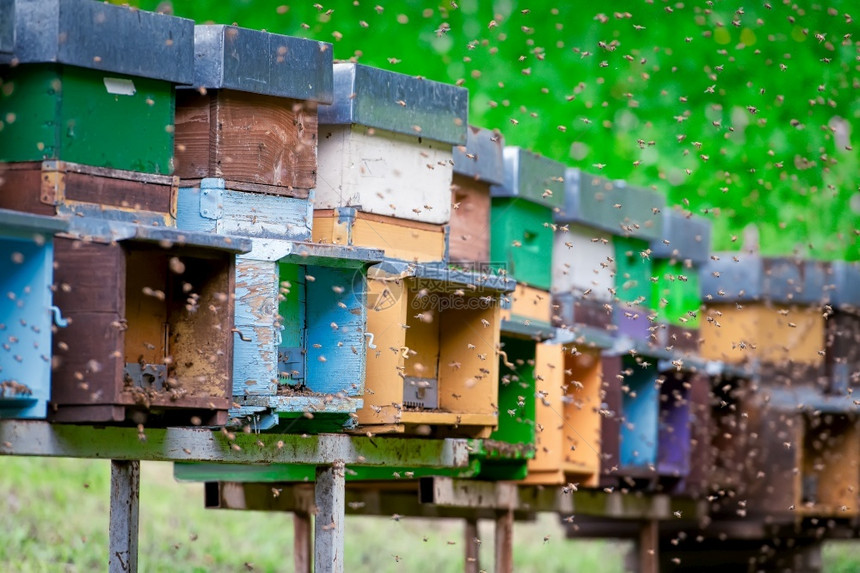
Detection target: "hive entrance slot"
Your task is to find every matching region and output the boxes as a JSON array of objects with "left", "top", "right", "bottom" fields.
[{"left": 402, "top": 376, "right": 439, "bottom": 410}]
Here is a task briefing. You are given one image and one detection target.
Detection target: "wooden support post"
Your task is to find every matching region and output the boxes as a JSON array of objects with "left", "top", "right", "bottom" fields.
[
  {"left": 464, "top": 518, "right": 480, "bottom": 573},
  {"left": 314, "top": 462, "right": 345, "bottom": 573},
  {"left": 109, "top": 460, "right": 140, "bottom": 573},
  {"left": 638, "top": 520, "right": 658, "bottom": 573},
  {"left": 294, "top": 511, "right": 313, "bottom": 573},
  {"left": 494, "top": 509, "right": 513, "bottom": 573}
]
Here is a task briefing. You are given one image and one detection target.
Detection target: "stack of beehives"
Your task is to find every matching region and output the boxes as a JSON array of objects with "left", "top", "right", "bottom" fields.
[{"left": 0, "top": 0, "right": 858, "bottom": 525}]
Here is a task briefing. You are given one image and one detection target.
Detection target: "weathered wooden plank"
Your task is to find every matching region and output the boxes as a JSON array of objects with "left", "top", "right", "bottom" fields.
[
  {"left": 175, "top": 90, "right": 318, "bottom": 191},
  {"left": 449, "top": 175, "right": 491, "bottom": 264},
  {"left": 494, "top": 509, "right": 514, "bottom": 573},
  {"left": 315, "top": 125, "right": 454, "bottom": 225},
  {"left": 0, "top": 421, "right": 471, "bottom": 466},
  {"left": 232, "top": 258, "right": 279, "bottom": 396},
  {"left": 464, "top": 518, "right": 480, "bottom": 573},
  {"left": 176, "top": 182, "right": 312, "bottom": 240},
  {"left": 638, "top": 520, "right": 659, "bottom": 573},
  {"left": 315, "top": 462, "right": 346, "bottom": 573},
  {"left": 109, "top": 460, "right": 140, "bottom": 573},
  {"left": 294, "top": 511, "right": 313, "bottom": 573}
]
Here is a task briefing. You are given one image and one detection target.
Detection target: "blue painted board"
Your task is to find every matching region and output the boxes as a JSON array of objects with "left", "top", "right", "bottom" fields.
[
  {"left": 619, "top": 357, "right": 659, "bottom": 470},
  {"left": 304, "top": 266, "right": 366, "bottom": 397},
  {"left": 657, "top": 372, "right": 691, "bottom": 477},
  {"left": 0, "top": 231, "right": 56, "bottom": 418},
  {"left": 176, "top": 179, "right": 312, "bottom": 240},
  {"left": 233, "top": 258, "right": 279, "bottom": 397}
]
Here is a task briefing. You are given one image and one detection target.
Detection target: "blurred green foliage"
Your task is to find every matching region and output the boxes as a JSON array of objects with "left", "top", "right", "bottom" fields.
[{"left": 132, "top": 0, "right": 859, "bottom": 260}]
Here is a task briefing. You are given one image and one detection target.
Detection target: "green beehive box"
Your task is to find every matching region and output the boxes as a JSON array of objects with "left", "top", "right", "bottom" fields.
[
  {"left": 614, "top": 236, "right": 653, "bottom": 305},
  {"left": 0, "top": 0, "right": 193, "bottom": 173},
  {"left": 652, "top": 259, "right": 701, "bottom": 328},
  {"left": 490, "top": 198, "right": 555, "bottom": 289},
  {"left": 1, "top": 65, "right": 176, "bottom": 173}
]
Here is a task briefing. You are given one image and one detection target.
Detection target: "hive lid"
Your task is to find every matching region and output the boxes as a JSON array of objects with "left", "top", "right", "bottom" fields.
[
  {"left": 0, "top": 207, "right": 68, "bottom": 235},
  {"left": 489, "top": 147, "right": 565, "bottom": 209},
  {"left": 0, "top": 0, "right": 13, "bottom": 54},
  {"left": 555, "top": 169, "right": 665, "bottom": 241},
  {"left": 190, "top": 25, "right": 333, "bottom": 103},
  {"left": 649, "top": 208, "right": 712, "bottom": 266},
  {"left": 318, "top": 63, "right": 468, "bottom": 145},
  {"left": 0, "top": 0, "right": 194, "bottom": 84},
  {"left": 701, "top": 254, "right": 830, "bottom": 305},
  {"left": 452, "top": 126, "right": 505, "bottom": 185}
]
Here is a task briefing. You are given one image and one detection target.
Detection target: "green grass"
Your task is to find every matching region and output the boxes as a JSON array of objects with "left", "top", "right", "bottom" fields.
[{"left": 0, "top": 457, "right": 625, "bottom": 572}]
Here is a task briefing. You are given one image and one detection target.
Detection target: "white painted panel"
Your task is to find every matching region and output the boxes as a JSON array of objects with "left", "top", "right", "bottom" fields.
[
  {"left": 552, "top": 224, "right": 616, "bottom": 300},
  {"left": 314, "top": 125, "right": 453, "bottom": 224}
]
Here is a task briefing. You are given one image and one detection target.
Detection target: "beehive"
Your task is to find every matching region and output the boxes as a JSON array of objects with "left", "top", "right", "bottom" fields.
[
  {"left": 174, "top": 25, "right": 332, "bottom": 194},
  {"left": 0, "top": 209, "right": 68, "bottom": 419},
  {"left": 490, "top": 147, "right": 565, "bottom": 290},
  {"left": 313, "top": 63, "right": 467, "bottom": 225},
  {"left": 230, "top": 242, "right": 382, "bottom": 430},
  {"left": 449, "top": 126, "right": 504, "bottom": 264},
  {"left": 827, "top": 262, "right": 860, "bottom": 394},
  {"left": 525, "top": 343, "right": 604, "bottom": 487},
  {"left": 357, "top": 261, "right": 514, "bottom": 437},
  {"left": 701, "top": 255, "right": 829, "bottom": 387},
  {"left": 49, "top": 222, "right": 251, "bottom": 425},
  {"left": 649, "top": 208, "right": 711, "bottom": 354},
  {"left": 0, "top": 0, "right": 193, "bottom": 173}
]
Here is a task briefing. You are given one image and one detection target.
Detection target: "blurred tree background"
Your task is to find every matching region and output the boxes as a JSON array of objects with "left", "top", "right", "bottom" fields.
[{"left": 130, "top": 0, "right": 859, "bottom": 260}]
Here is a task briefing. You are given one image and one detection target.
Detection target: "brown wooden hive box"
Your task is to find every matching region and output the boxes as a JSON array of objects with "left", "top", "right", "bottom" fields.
[
  {"left": 0, "top": 161, "right": 177, "bottom": 225},
  {"left": 49, "top": 230, "right": 245, "bottom": 425}
]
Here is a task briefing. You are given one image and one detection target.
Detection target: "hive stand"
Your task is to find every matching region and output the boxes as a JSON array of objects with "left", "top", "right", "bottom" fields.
[
  {"left": 0, "top": 420, "right": 470, "bottom": 573},
  {"left": 449, "top": 126, "right": 505, "bottom": 265},
  {"left": 0, "top": 0, "right": 193, "bottom": 174},
  {"left": 0, "top": 209, "right": 68, "bottom": 419},
  {"left": 489, "top": 147, "right": 565, "bottom": 291},
  {"left": 49, "top": 221, "right": 251, "bottom": 425},
  {"left": 649, "top": 208, "right": 712, "bottom": 354}
]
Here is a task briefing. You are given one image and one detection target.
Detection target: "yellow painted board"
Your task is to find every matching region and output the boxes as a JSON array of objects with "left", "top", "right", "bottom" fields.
[
  {"left": 313, "top": 209, "right": 446, "bottom": 263},
  {"left": 501, "top": 284, "right": 552, "bottom": 325},
  {"left": 398, "top": 411, "right": 498, "bottom": 427},
  {"left": 700, "top": 303, "right": 825, "bottom": 365}
]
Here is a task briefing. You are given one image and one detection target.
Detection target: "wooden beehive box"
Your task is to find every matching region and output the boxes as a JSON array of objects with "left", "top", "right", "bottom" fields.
[
  {"left": 357, "top": 261, "right": 515, "bottom": 437},
  {"left": 313, "top": 207, "right": 447, "bottom": 263},
  {"left": 649, "top": 208, "right": 711, "bottom": 354},
  {"left": 0, "top": 209, "right": 68, "bottom": 419},
  {"left": 736, "top": 404, "right": 860, "bottom": 519},
  {"left": 0, "top": 0, "right": 193, "bottom": 174},
  {"left": 229, "top": 242, "right": 382, "bottom": 430},
  {"left": 177, "top": 178, "right": 312, "bottom": 241},
  {"left": 49, "top": 223, "right": 251, "bottom": 425},
  {"left": 526, "top": 343, "right": 605, "bottom": 487},
  {"left": 174, "top": 25, "right": 332, "bottom": 194},
  {"left": 0, "top": 161, "right": 178, "bottom": 226},
  {"left": 490, "top": 147, "right": 565, "bottom": 290},
  {"left": 701, "top": 256, "right": 829, "bottom": 385},
  {"left": 552, "top": 168, "right": 665, "bottom": 338},
  {"left": 827, "top": 262, "right": 860, "bottom": 394},
  {"left": 449, "top": 126, "right": 505, "bottom": 264},
  {"left": 313, "top": 63, "right": 467, "bottom": 225}
]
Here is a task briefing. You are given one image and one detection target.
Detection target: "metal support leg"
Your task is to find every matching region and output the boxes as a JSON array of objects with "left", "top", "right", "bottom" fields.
[
  {"left": 494, "top": 509, "right": 513, "bottom": 573},
  {"left": 109, "top": 460, "right": 140, "bottom": 573},
  {"left": 465, "top": 518, "right": 480, "bottom": 573},
  {"left": 314, "top": 462, "right": 345, "bottom": 573},
  {"left": 638, "top": 520, "right": 658, "bottom": 573},
  {"left": 294, "top": 511, "right": 313, "bottom": 573}
]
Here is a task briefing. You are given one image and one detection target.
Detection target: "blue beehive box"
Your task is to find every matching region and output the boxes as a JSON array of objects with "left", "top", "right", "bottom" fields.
[
  {"left": 0, "top": 208, "right": 68, "bottom": 418},
  {"left": 229, "top": 241, "right": 382, "bottom": 431}
]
